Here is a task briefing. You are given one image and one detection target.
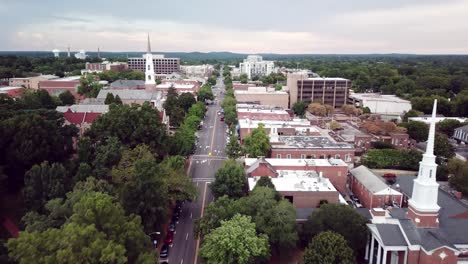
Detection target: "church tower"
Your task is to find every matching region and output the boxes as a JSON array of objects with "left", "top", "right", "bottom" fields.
[
  {"left": 407, "top": 99, "right": 440, "bottom": 227},
  {"left": 145, "top": 34, "right": 156, "bottom": 85}
]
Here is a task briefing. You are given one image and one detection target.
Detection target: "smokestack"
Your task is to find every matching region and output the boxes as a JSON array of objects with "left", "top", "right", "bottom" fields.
[{"left": 67, "top": 46, "right": 70, "bottom": 57}]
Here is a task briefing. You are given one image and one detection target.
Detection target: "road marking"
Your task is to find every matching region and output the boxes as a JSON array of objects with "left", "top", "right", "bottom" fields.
[
  {"left": 194, "top": 182, "right": 209, "bottom": 264},
  {"left": 181, "top": 259, "right": 184, "bottom": 264},
  {"left": 196, "top": 182, "right": 199, "bottom": 186},
  {"left": 186, "top": 233, "right": 189, "bottom": 240},
  {"left": 190, "top": 212, "right": 193, "bottom": 218}
]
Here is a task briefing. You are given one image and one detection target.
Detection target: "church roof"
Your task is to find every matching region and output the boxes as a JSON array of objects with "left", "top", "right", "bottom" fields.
[{"left": 375, "top": 224, "right": 407, "bottom": 246}]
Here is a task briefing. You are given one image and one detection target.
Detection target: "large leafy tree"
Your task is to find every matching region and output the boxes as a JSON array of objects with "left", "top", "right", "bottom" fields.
[
  {"left": 302, "top": 231, "right": 355, "bottom": 264},
  {"left": 292, "top": 101, "right": 306, "bottom": 117},
  {"left": 0, "top": 113, "right": 76, "bottom": 189},
  {"left": 8, "top": 192, "right": 155, "bottom": 263},
  {"left": 178, "top": 92, "right": 196, "bottom": 113},
  {"left": 23, "top": 162, "right": 68, "bottom": 212},
  {"left": 448, "top": 160, "right": 468, "bottom": 195},
  {"left": 437, "top": 119, "right": 463, "bottom": 137},
  {"left": 300, "top": 204, "right": 368, "bottom": 257},
  {"left": 434, "top": 133, "right": 455, "bottom": 160},
  {"left": 200, "top": 214, "right": 270, "bottom": 264},
  {"left": 194, "top": 196, "right": 238, "bottom": 238},
  {"left": 243, "top": 124, "right": 270, "bottom": 158},
  {"left": 197, "top": 84, "right": 214, "bottom": 102},
  {"left": 226, "top": 135, "right": 243, "bottom": 159},
  {"left": 210, "top": 160, "right": 246, "bottom": 198},
  {"left": 58, "top": 90, "right": 75, "bottom": 105},
  {"left": 398, "top": 121, "right": 429, "bottom": 142},
  {"left": 86, "top": 102, "right": 167, "bottom": 156}
]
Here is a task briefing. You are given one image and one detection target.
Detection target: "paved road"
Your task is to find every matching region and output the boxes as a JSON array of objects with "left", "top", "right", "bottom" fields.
[{"left": 163, "top": 75, "right": 227, "bottom": 264}]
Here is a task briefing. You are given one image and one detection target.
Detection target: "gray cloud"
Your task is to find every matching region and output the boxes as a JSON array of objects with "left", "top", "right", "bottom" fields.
[{"left": 0, "top": 0, "right": 467, "bottom": 53}]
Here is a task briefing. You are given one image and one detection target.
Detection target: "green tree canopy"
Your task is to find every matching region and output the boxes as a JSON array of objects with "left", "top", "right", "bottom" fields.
[
  {"left": 200, "top": 214, "right": 270, "bottom": 264},
  {"left": 178, "top": 92, "right": 196, "bottom": 113},
  {"left": 243, "top": 124, "right": 270, "bottom": 158},
  {"left": 398, "top": 121, "right": 429, "bottom": 142},
  {"left": 104, "top": 92, "right": 115, "bottom": 104},
  {"left": 58, "top": 90, "right": 75, "bottom": 105},
  {"left": 292, "top": 101, "right": 306, "bottom": 117},
  {"left": 210, "top": 160, "right": 246, "bottom": 198},
  {"left": 302, "top": 231, "right": 355, "bottom": 264},
  {"left": 300, "top": 204, "right": 368, "bottom": 257},
  {"left": 226, "top": 135, "right": 243, "bottom": 159},
  {"left": 437, "top": 119, "right": 463, "bottom": 136}
]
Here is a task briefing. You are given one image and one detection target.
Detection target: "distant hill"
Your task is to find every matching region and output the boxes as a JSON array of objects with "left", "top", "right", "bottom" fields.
[{"left": 0, "top": 51, "right": 467, "bottom": 61}]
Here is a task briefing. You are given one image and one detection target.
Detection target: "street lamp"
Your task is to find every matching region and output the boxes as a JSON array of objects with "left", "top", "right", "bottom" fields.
[{"left": 148, "top": 231, "right": 161, "bottom": 247}]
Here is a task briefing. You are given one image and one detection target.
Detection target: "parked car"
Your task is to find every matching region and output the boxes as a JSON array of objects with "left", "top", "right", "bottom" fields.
[
  {"left": 220, "top": 116, "right": 224, "bottom": 121},
  {"left": 168, "top": 222, "right": 176, "bottom": 232},
  {"left": 160, "top": 243, "right": 170, "bottom": 258},
  {"left": 164, "top": 232, "right": 174, "bottom": 244},
  {"left": 354, "top": 199, "right": 363, "bottom": 208},
  {"left": 383, "top": 173, "right": 397, "bottom": 185},
  {"left": 383, "top": 173, "right": 397, "bottom": 178}
]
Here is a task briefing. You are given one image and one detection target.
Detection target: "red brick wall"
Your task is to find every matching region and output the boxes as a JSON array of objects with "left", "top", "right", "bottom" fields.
[
  {"left": 350, "top": 174, "right": 403, "bottom": 209},
  {"left": 280, "top": 190, "right": 339, "bottom": 208},
  {"left": 407, "top": 206, "right": 439, "bottom": 228},
  {"left": 247, "top": 163, "right": 277, "bottom": 177},
  {"left": 411, "top": 247, "right": 458, "bottom": 264}
]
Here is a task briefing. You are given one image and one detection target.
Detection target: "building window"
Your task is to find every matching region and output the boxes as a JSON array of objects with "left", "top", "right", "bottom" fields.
[
  {"left": 287, "top": 154, "right": 291, "bottom": 159},
  {"left": 429, "top": 169, "right": 432, "bottom": 178},
  {"left": 301, "top": 154, "right": 306, "bottom": 159},
  {"left": 345, "top": 154, "right": 351, "bottom": 162},
  {"left": 277, "top": 154, "right": 281, "bottom": 159},
  {"left": 335, "top": 154, "right": 340, "bottom": 159}
]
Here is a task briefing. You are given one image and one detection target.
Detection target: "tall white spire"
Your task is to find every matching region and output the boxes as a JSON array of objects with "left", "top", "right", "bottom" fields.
[
  {"left": 145, "top": 34, "right": 155, "bottom": 85},
  {"left": 408, "top": 99, "right": 440, "bottom": 215}
]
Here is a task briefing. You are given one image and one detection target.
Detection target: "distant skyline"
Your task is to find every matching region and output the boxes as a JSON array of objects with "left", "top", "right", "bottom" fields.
[{"left": 1, "top": 0, "right": 468, "bottom": 54}]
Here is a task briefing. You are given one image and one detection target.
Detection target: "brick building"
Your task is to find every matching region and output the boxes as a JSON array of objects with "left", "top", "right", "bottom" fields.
[
  {"left": 245, "top": 157, "right": 349, "bottom": 194},
  {"left": 234, "top": 87, "right": 289, "bottom": 109},
  {"left": 269, "top": 132, "right": 355, "bottom": 165},
  {"left": 9, "top": 75, "right": 58, "bottom": 89},
  {"left": 0, "top": 86, "right": 24, "bottom": 98},
  {"left": 156, "top": 80, "right": 201, "bottom": 95},
  {"left": 364, "top": 100, "right": 468, "bottom": 264},
  {"left": 38, "top": 76, "right": 82, "bottom": 98},
  {"left": 84, "top": 61, "right": 128, "bottom": 73},
  {"left": 238, "top": 118, "right": 318, "bottom": 140},
  {"left": 350, "top": 165, "right": 403, "bottom": 209},
  {"left": 287, "top": 72, "right": 351, "bottom": 108},
  {"left": 233, "top": 82, "right": 256, "bottom": 91},
  {"left": 236, "top": 107, "right": 292, "bottom": 122},
  {"left": 56, "top": 104, "right": 109, "bottom": 136}
]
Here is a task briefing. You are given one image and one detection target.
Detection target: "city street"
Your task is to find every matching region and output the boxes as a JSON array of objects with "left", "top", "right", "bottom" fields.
[{"left": 163, "top": 75, "right": 227, "bottom": 264}]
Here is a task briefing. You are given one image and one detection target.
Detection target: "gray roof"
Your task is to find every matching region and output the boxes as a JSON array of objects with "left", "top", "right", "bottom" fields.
[
  {"left": 356, "top": 208, "right": 372, "bottom": 220},
  {"left": 97, "top": 89, "right": 161, "bottom": 101},
  {"left": 455, "top": 124, "right": 468, "bottom": 133},
  {"left": 396, "top": 176, "right": 468, "bottom": 246},
  {"left": 350, "top": 165, "right": 389, "bottom": 193},
  {"left": 110, "top": 80, "right": 144, "bottom": 89},
  {"left": 56, "top": 104, "right": 109, "bottom": 113},
  {"left": 272, "top": 136, "right": 354, "bottom": 149},
  {"left": 376, "top": 224, "right": 407, "bottom": 246}
]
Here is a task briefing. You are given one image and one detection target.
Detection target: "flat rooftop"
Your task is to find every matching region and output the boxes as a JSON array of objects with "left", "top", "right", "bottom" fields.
[
  {"left": 305, "top": 77, "right": 349, "bottom": 81},
  {"left": 245, "top": 158, "right": 348, "bottom": 167},
  {"left": 350, "top": 93, "right": 410, "bottom": 104},
  {"left": 52, "top": 76, "right": 81, "bottom": 81},
  {"left": 248, "top": 173, "right": 337, "bottom": 192},
  {"left": 238, "top": 118, "right": 313, "bottom": 129},
  {"left": 271, "top": 136, "right": 354, "bottom": 149},
  {"left": 0, "top": 86, "right": 23, "bottom": 91},
  {"left": 56, "top": 104, "right": 109, "bottom": 113},
  {"left": 156, "top": 83, "right": 196, "bottom": 89},
  {"left": 335, "top": 123, "right": 368, "bottom": 142}
]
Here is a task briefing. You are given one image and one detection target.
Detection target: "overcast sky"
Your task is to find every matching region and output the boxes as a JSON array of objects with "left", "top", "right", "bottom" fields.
[{"left": 1, "top": 0, "right": 468, "bottom": 54}]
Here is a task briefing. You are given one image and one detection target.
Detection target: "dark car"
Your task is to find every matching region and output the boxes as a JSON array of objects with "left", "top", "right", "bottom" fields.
[
  {"left": 172, "top": 211, "right": 180, "bottom": 222},
  {"left": 168, "top": 222, "right": 176, "bottom": 232},
  {"left": 160, "top": 243, "right": 170, "bottom": 258}
]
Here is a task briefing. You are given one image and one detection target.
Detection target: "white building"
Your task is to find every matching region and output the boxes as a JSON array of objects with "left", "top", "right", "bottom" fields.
[
  {"left": 239, "top": 55, "right": 275, "bottom": 79},
  {"left": 180, "top": 64, "right": 213, "bottom": 78},
  {"left": 408, "top": 116, "right": 467, "bottom": 124},
  {"left": 74, "top": 50, "right": 87, "bottom": 60},
  {"left": 349, "top": 92, "right": 411, "bottom": 118}
]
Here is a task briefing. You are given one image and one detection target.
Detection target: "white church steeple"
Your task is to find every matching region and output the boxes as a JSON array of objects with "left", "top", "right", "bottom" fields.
[
  {"left": 145, "top": 33, "right": 156, "bottom": 85},
  {"left": 407, "top": 99, "right": 440, "bottom": 227}
]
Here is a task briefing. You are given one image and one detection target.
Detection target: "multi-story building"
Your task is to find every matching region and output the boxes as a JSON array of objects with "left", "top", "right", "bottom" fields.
[
  {"left": 56, "top": 104, "right": 109, "bottom": 136},
  {"left": 268, "top": 129, "right": 355, "bottom": 165},
  {"left": 38, "top": 76, "right": 82, "bottom": 98},
  {"left": 234, "top": 87, "right": 289, "bottom": 109},
  {"left": 9, "top": 75, "right": 58, "bottom": 89},
  {"left": 287, "top": 72, "right": 351, "bottom": 108},
  {"left": 245, "top": 157, "right": 349, "bottom": 195},
  {"left": 83, "top": 61, "right": 128, "bottom": 74},
  {"left": 239, "top": 55, "right": 275, "bottom": 79},
  {"left": 128, "top": 54, "right": 180, "bottom": 75},
  {"left": 156, "top": 80, "right": 200, "bottom": 95},
  {"left": 453, "top": 125, "right": 468, "bottom": 144},
  {"left": 180, "top": 65, "right": 213, "bottom": 78},
  {"left": 238, "top": 118, "right": 318, "bottom": 140}
]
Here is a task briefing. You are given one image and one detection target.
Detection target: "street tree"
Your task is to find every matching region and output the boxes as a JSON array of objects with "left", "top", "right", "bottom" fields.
[
  {"left": 302, "top": 231, "right": 354, "bottom": 264},
  {"left": 194, "top": 195, "right": 238, "bottom": 238},
  {"left": 178, "top": 92, "right": 196, "bottom": 113},
  {"left": 210, "top": 160, "right": 246, "bottom": 198},
  {"left": 104, "top": 93, "right": 115, "bottom": 104},
  {"left": 58, "top": 90, "right": 75, "bottom": 105},
  {"left": 169, "top": 106, "right": 185, "bottom": 127},
  {"left": 23, "top": 161, "right": 68, "bottom": 212},
  {"left": 434, "top": 133, "right": 455, "bottom": 160},
  {"left": 437, "top": 119, "right": 462, "bottom": 137},
  {"left": 200, "top": 214, "right": 270, "bottom": 264},
  {"left": 398, "top": 121, "right": 429, "bottom": 142},
  {"left": 243, "top": 124, "right": 270, "bottom": 158},
  {"left": 300, "top": 204, "right": 368, "bottom": 256},
  {"left": 197, "top": 84, "right": 214, "bottom": 102},
  {"left": 226, "top": 135, "right": 243, "bottom": 159},
  {"left": 292, "top": 101, "right": 306, "bottom": 117}
]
